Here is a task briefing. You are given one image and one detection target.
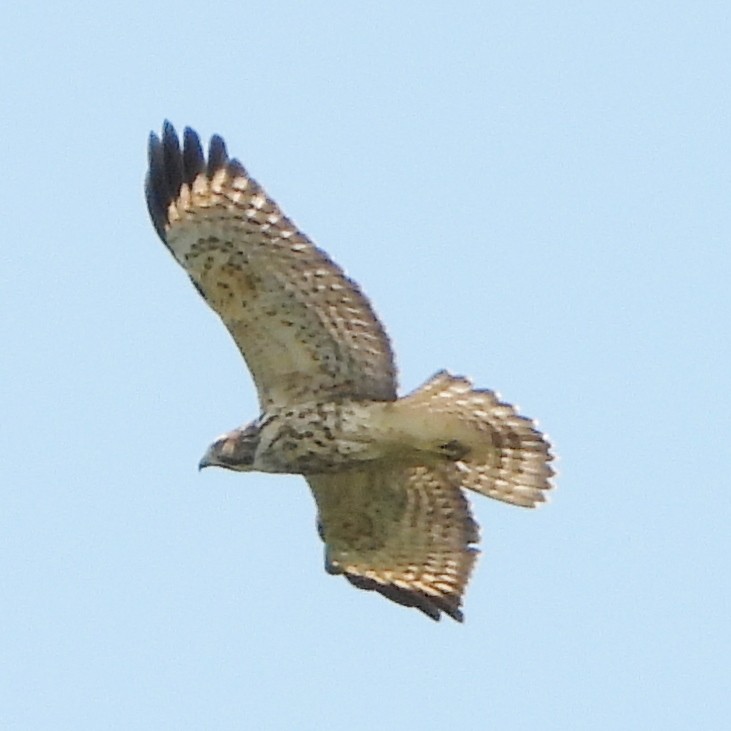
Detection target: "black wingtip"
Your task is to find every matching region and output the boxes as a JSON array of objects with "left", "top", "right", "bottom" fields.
[
  {"left": 343, "top": 573, "right": 463, "bottom": 623},
  {"left": 145, "top": 122, "right": 231, "bottom": 243},
  {"left": 182, "top": 126, "right": 205, "bottom": 186},
  {"left": 145, "top": 129, "right": 168, "bottom": 241},
  {"left": 161, "top": 120, "right": 184, "bottom": 200},
  {"left": 207, "top": 133, "right": 229, "bottom": 177}
]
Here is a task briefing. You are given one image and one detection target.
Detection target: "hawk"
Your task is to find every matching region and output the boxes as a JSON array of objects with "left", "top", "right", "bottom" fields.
[{"left": 145, "top": 121, "right": 554, "bottom": 622}]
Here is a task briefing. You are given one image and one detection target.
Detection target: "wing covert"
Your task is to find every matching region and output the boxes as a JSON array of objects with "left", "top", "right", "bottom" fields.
[
  {"left": 145, "top": 121, "right": 397, "bottom": 409},
  {"left": 308, "top": 463, "right": 479, "bottom": 622}
]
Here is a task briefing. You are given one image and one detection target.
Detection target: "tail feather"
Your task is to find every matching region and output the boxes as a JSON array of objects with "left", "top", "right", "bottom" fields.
[{"left": 397, "top": 370, "right": 555, "bottom": 508}]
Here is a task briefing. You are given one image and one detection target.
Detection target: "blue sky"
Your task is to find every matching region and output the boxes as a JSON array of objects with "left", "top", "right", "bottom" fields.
[{"left": 2, "top": 1, "right": 729, "bottom": 729}]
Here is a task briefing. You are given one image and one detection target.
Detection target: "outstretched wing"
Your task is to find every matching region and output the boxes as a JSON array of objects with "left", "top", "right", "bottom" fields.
[
  {"left": 145, "top": 122, "right": 397, "bottom": 409},
  {"left": 308, "top": 464, "right": 480, "bottom": 622}
]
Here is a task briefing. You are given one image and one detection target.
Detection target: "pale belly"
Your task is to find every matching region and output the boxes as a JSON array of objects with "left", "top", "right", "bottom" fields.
[{"left": 252, "top": 400, "right": 402, "bottom": 474}]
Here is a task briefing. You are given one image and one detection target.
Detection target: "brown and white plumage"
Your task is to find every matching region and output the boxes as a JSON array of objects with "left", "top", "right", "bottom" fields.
[
  {"left": 146, "top": 122, "right": 396, "bottom": 410},
  {"left": 145, "top": 121, "right": 555, "bottom": 622},
  {"left": 311, "top": 463, "right": 479, "bottom": 622}
]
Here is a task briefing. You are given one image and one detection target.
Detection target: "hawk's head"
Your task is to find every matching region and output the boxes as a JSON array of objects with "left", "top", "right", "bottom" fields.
[{"left": 198, "top": 421, "right": 259, "bottom": 472}]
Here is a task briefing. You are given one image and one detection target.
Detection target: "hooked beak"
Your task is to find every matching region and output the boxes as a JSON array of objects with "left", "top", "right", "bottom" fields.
[{"left": 198, "top": 445, "right": 217, "bottom": 471}]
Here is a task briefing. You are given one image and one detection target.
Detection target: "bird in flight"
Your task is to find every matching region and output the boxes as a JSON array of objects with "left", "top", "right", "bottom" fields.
[{"left": 145, "top": 121, "right": 555, "bottom": 622}]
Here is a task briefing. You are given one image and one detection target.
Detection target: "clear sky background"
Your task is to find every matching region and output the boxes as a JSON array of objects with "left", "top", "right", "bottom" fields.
[{"left": 2, "top": 2, "right": 729, "bottom": 729}]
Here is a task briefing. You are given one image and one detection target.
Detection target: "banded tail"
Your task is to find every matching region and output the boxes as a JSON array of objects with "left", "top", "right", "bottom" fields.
[{"left": 394, "top": 371, "right": 555, "bottom": 507}]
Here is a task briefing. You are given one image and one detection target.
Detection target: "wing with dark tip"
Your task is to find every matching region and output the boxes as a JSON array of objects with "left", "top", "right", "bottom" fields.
[
  {"left": 308, "top": 463, "right": 480, "bottom": 622},
  {"left": 145, "top": 121, "right": 397, "bottom": 409}
]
